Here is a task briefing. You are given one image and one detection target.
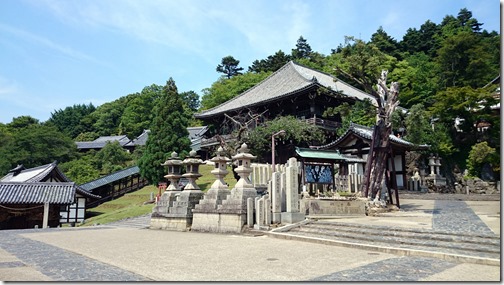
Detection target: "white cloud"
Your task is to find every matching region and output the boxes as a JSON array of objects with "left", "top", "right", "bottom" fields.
[
  {"left": 32, "top": 0, "right": 318, "bottom": 60},
  {"left": 0, "top": 23, "right": 107, "bottom": 66}
]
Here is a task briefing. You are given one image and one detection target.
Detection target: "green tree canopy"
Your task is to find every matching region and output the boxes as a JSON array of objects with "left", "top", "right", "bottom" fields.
[
  {"left": 291, "top": 36, "right": 313, "bottom": 60},
  {"left": 466, "top": 141, "right": 498, "bottom": 178},
  {"left": 95, "top": 141, "right": 132, "bottom": 174},
  {"left": 248, "top": 50, "right": 292, "bottom": 73},
  {"left": 59, "top": 151, "right": 101, "bottom": 185},
  {"left": 0, "top": 122, "right": 77, "bottom": 175},
  {"left": 47, "top": 103, "right": 96, "bottom": 139},
  {"left": 246, "top": 116, "right": 325, "bottom": 162},
  {"left": 323, "top": 99, "right": 376, "bottom": 136},
  {"left": 216, "top": 55, "right": 244, "bottom": 79},
  {"left": 370, "top": 26, "right": 400, "bottom": 58},
  {"left": 138, "top": 78, "right": 191, "bottom": 185},
  {"left": 200, "top": 71, "right": 271, "bottom": 110}
]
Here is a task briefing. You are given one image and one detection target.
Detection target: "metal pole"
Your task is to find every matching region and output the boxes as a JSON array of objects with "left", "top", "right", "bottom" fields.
[
  {"left": 271, "top": 130, "right": 286, "bottom": 173},
  {"left": 272, "top": 134, "right": 276, "bottom": 173}
]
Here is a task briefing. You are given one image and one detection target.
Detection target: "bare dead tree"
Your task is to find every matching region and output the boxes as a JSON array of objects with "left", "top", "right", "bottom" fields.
[
  {"left": 361, "top": 71, "right": 400, "bottom": 199},
  {"left": 334, "top": 67, "right": 400, "bottom": 201}
]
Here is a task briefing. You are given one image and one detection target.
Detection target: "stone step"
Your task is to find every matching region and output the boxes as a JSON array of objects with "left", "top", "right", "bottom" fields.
[
  {"left": 284, "top": 221, "right": 500, "bottom": 260},
  {"left": 106, "top": 214, "right": 151, "bottom": 229},
  {"left": 303, "top": 222, "right": 500, "bottom": 248}
]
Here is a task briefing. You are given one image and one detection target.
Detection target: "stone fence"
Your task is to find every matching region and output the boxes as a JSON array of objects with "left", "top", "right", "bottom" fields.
[{"left": 251, "top": 163, "right": 364, "bottom": 195}]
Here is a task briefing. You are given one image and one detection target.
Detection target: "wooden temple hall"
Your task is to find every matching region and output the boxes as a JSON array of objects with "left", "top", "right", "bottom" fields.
[
  {"left": 195, "top": 61, "right": 429, "bottom": 197},
  {"left": 194, "top": 61, "right": 377, "bottom": 155}
]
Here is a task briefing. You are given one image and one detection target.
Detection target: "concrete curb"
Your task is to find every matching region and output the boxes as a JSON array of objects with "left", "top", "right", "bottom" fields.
[{"left": 265, "top": 231, "right": 500, "bottom": 267}]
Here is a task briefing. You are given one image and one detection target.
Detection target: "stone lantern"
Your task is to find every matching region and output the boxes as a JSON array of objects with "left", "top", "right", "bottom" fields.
[
  {"left": 428, "top": 153, "right": 436, "bottom": 176},
  {"left": 182, "top": 150, "right": 205, "bottom": 190},
  {"left": 191, "top": 147, "right": 232, "bottom": 226},
  {"left": 162, "top": 151, "right": 183, "bottom": 191},
  {"left": 152, "top": 151, "right": 183, "bottom": 215},
  {"left": 150, "top": 150, "right": 206, "bottom": 231},
  {"left": 232, "top": 143, "right": 256, "bottom": 189},
  {"left": 435, "top": 156, "right": 442, "bottom": 176},
  {"left": 210, "top": 146, "right": 232, "bottom": 190}
]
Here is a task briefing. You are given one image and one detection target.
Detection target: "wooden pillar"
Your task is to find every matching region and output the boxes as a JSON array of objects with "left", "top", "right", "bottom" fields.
[
  {"left": 42, "top": 202, "right": 49, "bottom": 228},
  {"left": 389, "top": 146, "right": 399, "bottom": 208}
]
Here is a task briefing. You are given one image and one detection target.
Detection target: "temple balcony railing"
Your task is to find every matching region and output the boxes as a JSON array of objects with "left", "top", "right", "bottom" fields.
[{"left": 304, "top": 117, "right": 341, "bottom": 131}]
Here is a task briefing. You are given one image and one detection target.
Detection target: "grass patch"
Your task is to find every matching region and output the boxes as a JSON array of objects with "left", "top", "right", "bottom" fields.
[
  {"left": 80, "top": 185, "right": 158, "bottom": 227},
  {"left": 80, "top": 164, "right": 238, "bottom": 226},
  {"left": 197, "top": 164, "right": 237, "bottom": 191}
]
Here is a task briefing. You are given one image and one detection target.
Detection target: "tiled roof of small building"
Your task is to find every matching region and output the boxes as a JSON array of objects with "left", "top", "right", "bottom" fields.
[
  {"left": 0, "top": 162, "right": 101, "bottom": 201},
  {"left": 76, "top": 135, "right": 131, "bottom": 150},
  {"left": 311, "top": 123, "right": 429, "bottom": 150},
  {"left": 1, "top": 161, "right": 60, "bottom": 182},
  {"left": 0, "top": 182, "right": 76, "bottom": 204},
  {"left": 79, "top": 166, "right": 140, "bottom": 192},
  {"left": 295, "top": 147, "right": 366, "bottom": 163},
  {"left": 125, "top": 130, "right": 150, "bottom": 147},
  {"left": 195, "top": 61, "right": 376, "bottom": 119}
]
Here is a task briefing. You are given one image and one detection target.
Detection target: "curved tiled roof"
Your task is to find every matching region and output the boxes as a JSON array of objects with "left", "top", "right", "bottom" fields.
[
  {"left": 0, "top": 162, "right": 101, "bottom": 200},
  {"left": 76, "top": 135, "right": 131, "bottom": 150},
  {"left": 125, "top": 130, "right": 150, "bottom": 147},
  {"left": 195, "top": 61, "right": 376, "bottom": 119},
  {"left": 0, "top": 182, "right": 76, "bottom": 204},
  {"left": 312, "top": 123, "right": 429, "bottom": 150},
  {"left": 295, "top": 147, "right": 366, "bottom": 163},
  {"left": 1, "top": 161, "right": 59, "bottom": 182}
]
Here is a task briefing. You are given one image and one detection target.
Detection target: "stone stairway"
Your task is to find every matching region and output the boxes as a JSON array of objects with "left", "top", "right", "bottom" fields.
[
  {"left": 269, "top": 220, "right": 500, "bottom": 266},
  {"left": 105, "top": 214, "right": 151, "bottom": 229}
]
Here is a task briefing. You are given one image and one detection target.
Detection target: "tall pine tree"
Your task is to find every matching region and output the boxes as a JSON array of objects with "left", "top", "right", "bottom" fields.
[{"left": 138, "top": 78, "right": 191, "bottom": 185}]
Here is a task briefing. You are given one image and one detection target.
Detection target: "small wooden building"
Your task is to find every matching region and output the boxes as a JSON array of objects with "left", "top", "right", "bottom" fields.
[
  {"left": 79, "top": 166, "right": 148, "bottom": 207},
  {"left": 0, "top": 162, "right": 100, "bottom": 229},
  {"left": 310, "top": 123, "right": 429, "bottom": 189}
]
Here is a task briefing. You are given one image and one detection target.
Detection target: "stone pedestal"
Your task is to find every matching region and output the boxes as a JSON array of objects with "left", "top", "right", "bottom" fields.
[
  {"left": 216, "top": 143, "right": 258, "bottom": 233},
  {"left": 151, "top": 190, "right": 205, "bottom": 231},
  {"left": 150, "top": 150, "right": 204, "bottom": 231},
  {"left": 192, "top": 147, "right": 233, "bottom": 232}
]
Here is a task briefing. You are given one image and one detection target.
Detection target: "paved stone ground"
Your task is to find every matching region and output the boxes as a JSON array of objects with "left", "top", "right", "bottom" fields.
[
  {"left": 312, "top": 256, "right": 457, "bottom": 281},
  {"left": 432, "top": 200, "right": 496, "bottom": 234},
  {"left": 0, "top": 228, "right": 149, "bottom": 281},
  {"left": 0, "top": 197, "right": 500, "bottom": 281},
  {"left": 399, "top": 191, "right": 500, "bottom": 201}
]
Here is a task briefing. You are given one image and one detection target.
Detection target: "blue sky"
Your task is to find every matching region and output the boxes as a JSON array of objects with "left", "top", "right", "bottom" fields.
[{"left": 0, "top": 0, "right": 500, "bottom": 124}]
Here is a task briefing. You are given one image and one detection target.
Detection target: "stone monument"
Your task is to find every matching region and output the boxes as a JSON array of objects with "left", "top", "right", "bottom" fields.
[{"left": 280, "top": 157, "right": 305, "bottom": 223}]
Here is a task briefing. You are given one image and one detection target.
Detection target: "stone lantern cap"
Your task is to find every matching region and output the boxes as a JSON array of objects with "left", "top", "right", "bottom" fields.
[
  {"left": 232, "top": 143, "right": 256, "bottom": 160},
  {"left": 182, "top": 150, "right": 205, "bottom": 165},
  {"left": 161, "top": 151, "right": 183, "bottom": 166},
  {"left": 210, "top": 146, "right": 231, "bottom": 163}
]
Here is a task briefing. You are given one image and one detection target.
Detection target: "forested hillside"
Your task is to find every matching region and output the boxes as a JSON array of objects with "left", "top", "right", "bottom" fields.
[{"left": 0, "top": 8, "right": 499, "bottom": 184}]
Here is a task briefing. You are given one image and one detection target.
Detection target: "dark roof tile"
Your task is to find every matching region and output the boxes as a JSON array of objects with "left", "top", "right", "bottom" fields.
[{"left": 195, "top": 61, "right": 376, "bottom": 119}]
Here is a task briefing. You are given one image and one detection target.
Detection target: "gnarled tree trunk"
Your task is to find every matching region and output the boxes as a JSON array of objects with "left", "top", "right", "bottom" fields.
[{"left": 360, "top": 71, "right": 399, "bottom": 199}]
